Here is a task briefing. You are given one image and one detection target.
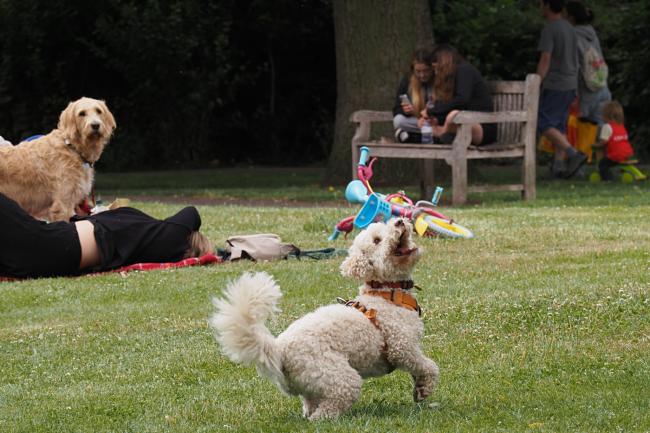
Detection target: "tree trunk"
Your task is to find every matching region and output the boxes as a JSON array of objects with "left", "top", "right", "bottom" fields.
[{"left": 327, "top": 0, "right": 433, "bottom": 183}]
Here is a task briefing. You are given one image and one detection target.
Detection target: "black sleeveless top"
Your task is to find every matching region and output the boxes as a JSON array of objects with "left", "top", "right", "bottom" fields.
[{"left": 0, "top": 192, "right": 81, "bottom": 278}]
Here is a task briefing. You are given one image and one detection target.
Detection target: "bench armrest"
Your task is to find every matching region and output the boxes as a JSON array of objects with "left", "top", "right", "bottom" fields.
[
  {"left": 350, "top": 110, "right": 393, "bottom": 143},
  {"left": 453, "top": 110, "right": 527, "bottom": 124}
]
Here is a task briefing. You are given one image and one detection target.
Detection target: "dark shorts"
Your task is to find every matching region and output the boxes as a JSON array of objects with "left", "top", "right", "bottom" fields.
[
  {"left": 538, "top": 88, "right": 576, "bottom": 134},
  {"left": 480, "top": 123, "right": 497, "bottom": 145}
]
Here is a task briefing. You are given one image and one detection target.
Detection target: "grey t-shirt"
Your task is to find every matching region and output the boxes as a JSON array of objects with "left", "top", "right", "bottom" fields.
[{"left": 538, "top": 18, "right": 578, "bottom": 91}]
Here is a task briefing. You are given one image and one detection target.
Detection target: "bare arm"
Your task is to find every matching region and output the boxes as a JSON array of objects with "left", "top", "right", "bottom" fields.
[{"left": 536, "top": 51, "right": 551, "bottom": 84}]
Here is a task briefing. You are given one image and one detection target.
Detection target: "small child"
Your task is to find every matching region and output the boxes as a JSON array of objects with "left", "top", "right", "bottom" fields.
[{"left": 595, "top": 101, "right": 635, "bottom": 181}]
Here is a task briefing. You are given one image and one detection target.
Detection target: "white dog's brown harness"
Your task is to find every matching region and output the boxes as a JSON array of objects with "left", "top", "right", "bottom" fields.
[{"left": 337, "top": 280, "right": 422, "bottom": 329}]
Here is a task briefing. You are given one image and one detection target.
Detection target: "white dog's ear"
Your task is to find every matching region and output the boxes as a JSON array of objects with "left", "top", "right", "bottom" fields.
[
  {"left": 58, "top": 100, "right": 80, "bottom": 142},
  {"left": 100, "top": 100, "right": 116, "bottom": 132},
  {"left": 340, "top": 251, "right": 372, "bottom": 280}
]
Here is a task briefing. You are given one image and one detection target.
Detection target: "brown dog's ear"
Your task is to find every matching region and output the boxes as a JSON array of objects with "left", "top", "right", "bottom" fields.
[
  {"left": 58, "top": 100, "right": 80, "bottom": 143},
  {"left": 100, "top": 100, "right": 116, "bottom": 132},
  {"left": 340, "top": 250, "right": 372, "bottom": 280}
]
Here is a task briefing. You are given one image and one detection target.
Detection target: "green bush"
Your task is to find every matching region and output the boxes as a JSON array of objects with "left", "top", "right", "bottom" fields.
[{"left": 0, "top": 0, "right": 646, "bottom": 167}]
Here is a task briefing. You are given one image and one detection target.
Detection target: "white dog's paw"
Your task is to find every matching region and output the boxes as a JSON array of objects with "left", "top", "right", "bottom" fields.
[
  {"left": 413, "top": 384, "right": 431, "bottom": 402},
  {"left": 412, "top": 374, "right": 434, "bottom": 402}
]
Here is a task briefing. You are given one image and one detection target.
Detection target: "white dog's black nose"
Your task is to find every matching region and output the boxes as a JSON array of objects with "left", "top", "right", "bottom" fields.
[
  {"left": 91, "top": 122, "right": 100, "bottom": 131},
  {"left": 394, "top": 219, "right": 404, "bottom": 227}
]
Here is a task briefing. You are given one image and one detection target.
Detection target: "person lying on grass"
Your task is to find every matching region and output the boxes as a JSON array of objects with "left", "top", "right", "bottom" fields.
[{"left": 0, "top": 192, "right": 213, "bottom": 279}]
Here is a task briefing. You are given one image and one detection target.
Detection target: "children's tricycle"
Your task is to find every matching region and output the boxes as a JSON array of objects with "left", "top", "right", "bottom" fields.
[
  {"left": 328, "top": 146, "right": 474, "bottom": 240},
  {"left": 589, "top": 158, "right": 647, "bottom": 183}
]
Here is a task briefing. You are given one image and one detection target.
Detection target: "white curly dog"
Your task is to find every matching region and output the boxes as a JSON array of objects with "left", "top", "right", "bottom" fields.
[{"left": 209, "top": 218, "right": 439, "bottom": 421}]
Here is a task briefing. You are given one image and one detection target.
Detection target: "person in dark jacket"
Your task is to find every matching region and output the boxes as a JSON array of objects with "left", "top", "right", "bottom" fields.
[{"left": 417, "top": 44, "right": 497, "bottom": 145}]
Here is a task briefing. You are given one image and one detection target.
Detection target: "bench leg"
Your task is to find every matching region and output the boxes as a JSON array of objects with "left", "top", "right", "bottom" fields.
[
  {"left": 451, "top": 126, "right": 471, "bottom": 206},
  {"left": 523, "top": 142, "right": 536, "bottom": 200},
  {"left": 452, "top": 158, "right": 467, "bottom": 206}
]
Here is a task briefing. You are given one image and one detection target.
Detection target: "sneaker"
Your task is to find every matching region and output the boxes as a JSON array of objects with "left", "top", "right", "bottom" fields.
[
  {"left": 394, "top": 129, "right": 409, "bottom": 143},
  {"left": 551, "top": 168, "right": 566, "bottom": 179},
  {"left": 564, "top": 152, "right": 587, "bottom": 179},
  {"left": 550, "top": 159, "right": 566, "bottom": 179}
]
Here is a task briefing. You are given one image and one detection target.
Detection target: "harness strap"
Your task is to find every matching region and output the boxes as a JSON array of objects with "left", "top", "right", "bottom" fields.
[{"left": 337, "top": 297, "right": 379, "bottom": 328}]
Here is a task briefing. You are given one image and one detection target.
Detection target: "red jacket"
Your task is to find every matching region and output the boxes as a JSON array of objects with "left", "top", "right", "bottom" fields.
[{"left": 606, "top": 122, "right": 634, "bottom": 162}]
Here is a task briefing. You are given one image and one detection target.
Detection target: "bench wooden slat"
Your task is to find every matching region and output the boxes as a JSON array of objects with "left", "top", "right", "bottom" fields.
[
  {"left": 350, "top": 110, "right": 394, "bottom": 122},
  {"left": 453, "top": 110, "right": 527, "bottom": 124}
]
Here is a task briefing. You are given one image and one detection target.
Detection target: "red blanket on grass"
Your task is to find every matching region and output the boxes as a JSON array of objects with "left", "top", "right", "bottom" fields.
[{"left": 0, "top": 253, "right": 223, "bottom": 282}]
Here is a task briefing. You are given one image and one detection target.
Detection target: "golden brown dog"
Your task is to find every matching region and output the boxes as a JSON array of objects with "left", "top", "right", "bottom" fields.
[{"left": 0, "top": 97, "right": 116, "bottom": 221}]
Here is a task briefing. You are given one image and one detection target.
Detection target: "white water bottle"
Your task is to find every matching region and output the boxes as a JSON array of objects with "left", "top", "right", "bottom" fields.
[{"left": 421, "top": 120, "right": 433, "bottom": 144}]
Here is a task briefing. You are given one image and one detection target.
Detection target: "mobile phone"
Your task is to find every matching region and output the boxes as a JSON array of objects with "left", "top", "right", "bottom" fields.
[{"left": 399, "top": 94, "right": 411, "bottom": 105}]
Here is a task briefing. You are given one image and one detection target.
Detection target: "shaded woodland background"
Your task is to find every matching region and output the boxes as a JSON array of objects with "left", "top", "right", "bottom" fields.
[{"left": 0, "top": 0, "right": 647, "bottom": 173}]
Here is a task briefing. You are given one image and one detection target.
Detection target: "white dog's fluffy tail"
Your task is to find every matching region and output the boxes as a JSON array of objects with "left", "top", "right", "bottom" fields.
[{"left": 209, "top": 272, "right": 286, "bottom": 389}]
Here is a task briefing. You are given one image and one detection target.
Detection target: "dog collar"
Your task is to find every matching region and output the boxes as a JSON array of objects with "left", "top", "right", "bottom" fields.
[
  {"left": 361, "top": 285, "right": 421, "bottom": 316},
  {"left": 65, "top": 138, "right": 94, "bottom": 167},
  {"left": 366, "top": 280, "right": 414, "bottom": 290}
]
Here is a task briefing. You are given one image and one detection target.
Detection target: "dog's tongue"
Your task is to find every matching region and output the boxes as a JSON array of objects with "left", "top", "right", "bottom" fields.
[{"left": 395, "top": 247, "right": 416, "bottom": 256}]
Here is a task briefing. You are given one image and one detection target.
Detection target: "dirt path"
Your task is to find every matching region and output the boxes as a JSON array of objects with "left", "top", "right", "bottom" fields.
[{"left": 110, "top": 194, "right": 343, "bottom": 208}]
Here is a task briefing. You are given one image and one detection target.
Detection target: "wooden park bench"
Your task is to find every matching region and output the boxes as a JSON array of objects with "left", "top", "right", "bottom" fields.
[{"left": 350, "top": 73, "right": 541, "bottom": 205}]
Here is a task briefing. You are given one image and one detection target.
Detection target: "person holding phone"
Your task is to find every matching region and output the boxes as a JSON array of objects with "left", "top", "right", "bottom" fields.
[{"left": 392, "top": 46, "right": 435, "bottom": 143}]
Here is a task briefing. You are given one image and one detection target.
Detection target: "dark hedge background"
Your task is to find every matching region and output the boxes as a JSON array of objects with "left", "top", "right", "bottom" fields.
[{"left": 0, "top": 0, "right": 646, "bottom": 171}]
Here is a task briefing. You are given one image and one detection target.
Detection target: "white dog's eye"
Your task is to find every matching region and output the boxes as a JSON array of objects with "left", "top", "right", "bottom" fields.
[
  {"left": 79, "top": 110, "right": 86, "bottom": 117},
  {"left": 96, "top": 108, "right": 102, "bottom": 114},
  {"left": 373, "top": 237, "right": 381, "bottom": 244}
]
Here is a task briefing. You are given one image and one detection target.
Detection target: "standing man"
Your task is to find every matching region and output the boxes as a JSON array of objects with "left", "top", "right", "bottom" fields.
[{"left": 536, "top": 0, "right": 586, "bottom": 178}]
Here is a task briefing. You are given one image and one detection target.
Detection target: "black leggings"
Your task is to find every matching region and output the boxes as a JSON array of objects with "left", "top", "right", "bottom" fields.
[
  {"left": 599, "top": 157, "right": 619, "bottom": 181},
  {"left": 84, "top": 206, "right": 200, "bottom": 271},
  {"left": 0, "top": 193, "right": 81, "bottom": 278}
]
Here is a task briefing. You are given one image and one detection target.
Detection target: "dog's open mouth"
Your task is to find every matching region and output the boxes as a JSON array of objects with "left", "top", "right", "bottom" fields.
[
  {"left": 393, "top": 231, "right": 417, "bottom": 257},
  {"left": 394, "top": 247, "right": 417, "bottom": 256}
]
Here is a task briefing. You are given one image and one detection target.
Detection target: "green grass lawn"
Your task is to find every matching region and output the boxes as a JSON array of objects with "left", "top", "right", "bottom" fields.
[{"left": 1, "top": 164, "right": 649, "bottom": 432}]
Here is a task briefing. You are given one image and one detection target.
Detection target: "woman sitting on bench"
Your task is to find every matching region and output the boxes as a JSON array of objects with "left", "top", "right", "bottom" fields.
[{"left": 418, "top": 44, "right": 497, "bottom": 146}]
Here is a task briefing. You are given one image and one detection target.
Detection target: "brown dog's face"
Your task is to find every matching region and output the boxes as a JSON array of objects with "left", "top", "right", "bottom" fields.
[
  {"left": 340, "top": 218, "right": 420, "bottom": 282},
  {"left": 58, "top": 97, "right": 116, "bottom": 162}
]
